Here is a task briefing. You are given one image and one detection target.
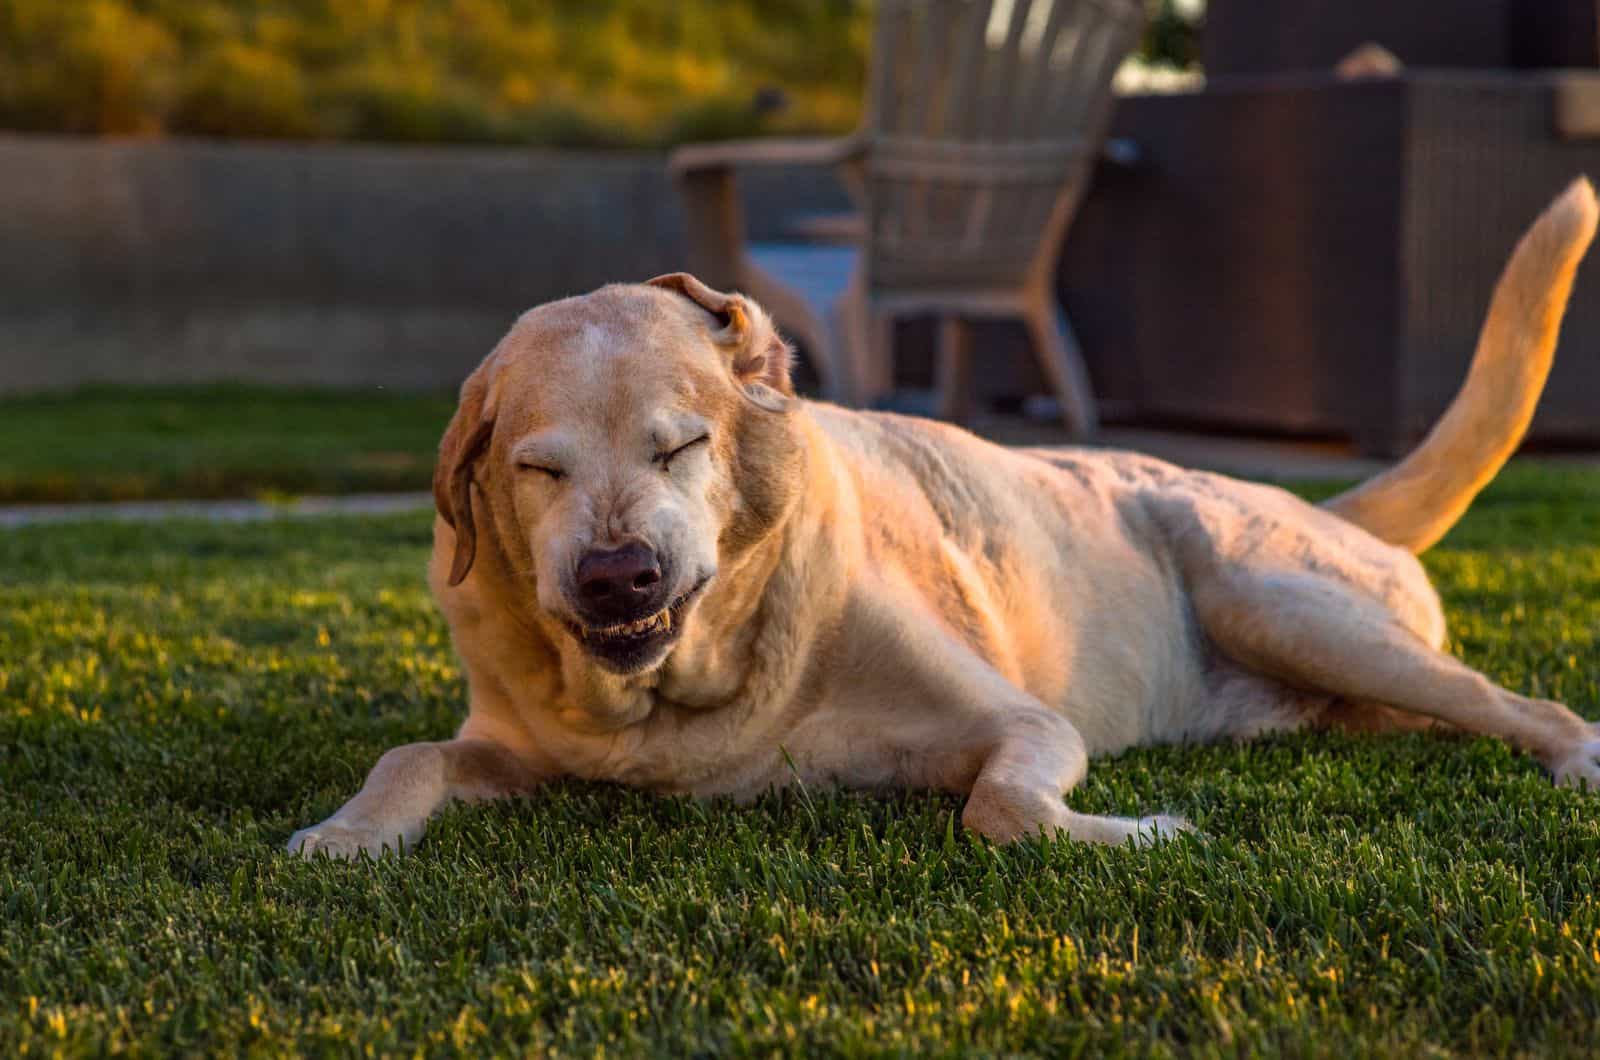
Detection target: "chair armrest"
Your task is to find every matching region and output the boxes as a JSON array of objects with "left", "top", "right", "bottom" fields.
[
  {"left": 784, "top": 211, "right": 865, "bottom": 244},
  {"left": 667, "top": 134, "right": 867, "bottom": 178},
  {"left": 668, "top": 135, "right": 867, "bottom": 287}
]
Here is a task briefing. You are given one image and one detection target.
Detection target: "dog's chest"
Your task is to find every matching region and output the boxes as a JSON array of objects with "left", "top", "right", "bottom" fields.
[
  {"left": 530, "top": 692, "right": 786, "bottom": 799},
  {"left": 559, "top": 689, "right": 936, "bottom": 801}
]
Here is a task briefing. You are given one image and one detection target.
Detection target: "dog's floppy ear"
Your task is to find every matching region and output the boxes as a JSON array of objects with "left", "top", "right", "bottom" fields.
[
  {"left": 647, "top": 272, "right": 795, "bottom": 411},
  {"left": 433, "top": 359, "right": 498, "bottom": 587}
]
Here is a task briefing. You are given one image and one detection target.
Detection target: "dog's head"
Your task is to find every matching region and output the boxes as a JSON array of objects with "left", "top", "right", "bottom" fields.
[{"left": 434, "top": 273, "right": 803, "bottom": 676}]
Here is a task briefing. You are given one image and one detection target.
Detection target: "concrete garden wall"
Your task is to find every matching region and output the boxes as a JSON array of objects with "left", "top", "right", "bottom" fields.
[{"left": 0, "top": 134, "right": 849, "bottom": 393}]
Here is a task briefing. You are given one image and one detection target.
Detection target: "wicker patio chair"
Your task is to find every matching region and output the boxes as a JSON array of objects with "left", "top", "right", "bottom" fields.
[{"left": 668, "top": 0, "right": 1144, "bottom": 437}]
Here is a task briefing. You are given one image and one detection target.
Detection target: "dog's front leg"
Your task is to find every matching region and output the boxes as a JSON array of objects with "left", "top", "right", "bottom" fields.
[
  {"left": 840, "top": 593, "right": 1191, "bottom": 847},
  {"left": 961, "top": 709, "right": 1191, "bottom": 846},
  {"left": 287, "top": 739, "right": 543, "bottom": 860}
]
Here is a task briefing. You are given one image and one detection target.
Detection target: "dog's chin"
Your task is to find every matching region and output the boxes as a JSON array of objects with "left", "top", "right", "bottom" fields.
[
  {"left": 562, "top": 579, "right": 709, "bottom": 676},
  {"left": 574, "top": 622, "right": 680, "bottom": 676}
]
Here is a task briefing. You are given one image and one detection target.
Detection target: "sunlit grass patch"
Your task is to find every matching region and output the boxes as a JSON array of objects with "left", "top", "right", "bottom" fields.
[
  {"left": 0, "top": 386, "right": 453, "bottom": 503},
  {"left": 0, "top": 467, "right": 1596, "bottom": 1053}
]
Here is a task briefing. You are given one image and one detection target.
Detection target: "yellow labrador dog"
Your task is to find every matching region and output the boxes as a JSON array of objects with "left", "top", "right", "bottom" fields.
[{"left": 291, "top": 180, "right": 1600, "bottom": 859}]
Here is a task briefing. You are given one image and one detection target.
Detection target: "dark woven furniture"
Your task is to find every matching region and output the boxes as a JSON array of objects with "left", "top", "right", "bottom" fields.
[
  {"left": 1059, "top": 72, "right": 1600, "bottom": 456},
  {"left": 1205, "top": 0, "right": 1600, "bottom": 75}
]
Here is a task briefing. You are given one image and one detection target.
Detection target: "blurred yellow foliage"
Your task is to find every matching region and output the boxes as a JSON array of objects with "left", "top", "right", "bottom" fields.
[{"left": 0, "top": 0, "right": 869, "bottom": 146}]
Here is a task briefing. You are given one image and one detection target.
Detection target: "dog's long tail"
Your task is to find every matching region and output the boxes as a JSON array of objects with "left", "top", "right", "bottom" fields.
[{"left": 1323, "top": 177, "right": 1598, "bottom": 553}]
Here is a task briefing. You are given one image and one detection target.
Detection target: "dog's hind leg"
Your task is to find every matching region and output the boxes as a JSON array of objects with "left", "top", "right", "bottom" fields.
[
  {"left": 1316, "top": 698, "right": 1443, "bottom": 735},
  {"left": 960, "top": 708, "right": 1192, "bottom": 846},
  {"left": 1191, "top": 570, "right": 1600, "bottom": 788}
]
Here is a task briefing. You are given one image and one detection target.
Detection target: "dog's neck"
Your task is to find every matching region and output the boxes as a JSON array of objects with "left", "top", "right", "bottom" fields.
[{"left": 655, "top": 412, "right": 849, "bottom": 719}]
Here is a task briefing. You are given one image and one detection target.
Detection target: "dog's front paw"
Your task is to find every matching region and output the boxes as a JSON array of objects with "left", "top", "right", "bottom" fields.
[
  {"left": 961, "top": 783, "right": 1072, "bottom": 843},
  {"left": 286, "top": 818, "right": 418, "bottom": 860},
  {"left": 1550, "top": 726, "right": 1600, "bottom": 791}
]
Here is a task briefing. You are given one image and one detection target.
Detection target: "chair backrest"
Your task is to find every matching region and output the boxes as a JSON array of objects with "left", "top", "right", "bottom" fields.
[{"left": 862, "top": 0, "right": 1143, "bottom": 291}]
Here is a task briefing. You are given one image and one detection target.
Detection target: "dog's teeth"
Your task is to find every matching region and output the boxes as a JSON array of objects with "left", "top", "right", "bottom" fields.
[{"left": 586, "top": 608, "right": 677, "bottom": 640}]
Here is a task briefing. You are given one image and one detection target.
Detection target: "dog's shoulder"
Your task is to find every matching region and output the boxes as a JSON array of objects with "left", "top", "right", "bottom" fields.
[{"left": 806, "top": 404, "right": 1048, "bottom": 492}]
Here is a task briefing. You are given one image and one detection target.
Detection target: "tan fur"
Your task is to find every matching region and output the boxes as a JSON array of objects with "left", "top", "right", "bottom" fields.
[
  {"left": 1325, "top": 178, "right": 1598, "bottom": 552},
  {"left": 290, "top": 183, "right": 1600, "bottom": 860}
]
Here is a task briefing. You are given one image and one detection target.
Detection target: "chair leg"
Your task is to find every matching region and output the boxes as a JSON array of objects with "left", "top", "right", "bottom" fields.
[
  {"left": 834, "top": 281, "right": 890, "bottom": 407},
  {"left": 870, "top": 311, "right": 896, "bottom": 407},
  {"left": 935, "top": 315, "right": 975, "bottom": 424},
  {"left": 737, "top": 256, "right": 846, "bottom": 402},
  {"left": 1023, "top": 302, "right": 1099, "bottom": 439}
]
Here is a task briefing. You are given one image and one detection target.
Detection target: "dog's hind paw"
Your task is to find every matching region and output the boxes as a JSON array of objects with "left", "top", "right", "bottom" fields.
[
  {"left": 1551, "top": 729, "right": 1600, "bottom": 792},
  {"left": 1133, "top": 814, "right": 1198, "bottom": 847}
]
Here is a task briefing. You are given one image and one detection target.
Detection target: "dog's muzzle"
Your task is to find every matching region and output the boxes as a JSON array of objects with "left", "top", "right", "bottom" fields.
[{"left": 566, "top": 544, "right": 710, "bottom": 673}]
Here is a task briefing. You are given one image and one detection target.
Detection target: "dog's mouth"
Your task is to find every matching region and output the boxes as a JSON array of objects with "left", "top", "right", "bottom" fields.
[{"left": 564, "top": 577, "right": 710, "bottom": 673}]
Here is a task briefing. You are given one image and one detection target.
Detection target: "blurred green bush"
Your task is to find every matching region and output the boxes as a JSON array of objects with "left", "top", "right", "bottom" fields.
[
  {"left": 0, "top": 1, "right": 1198, "bottom": 147},
  {"left": 0, "top": 0, "right": 870, "bottom": 146}
]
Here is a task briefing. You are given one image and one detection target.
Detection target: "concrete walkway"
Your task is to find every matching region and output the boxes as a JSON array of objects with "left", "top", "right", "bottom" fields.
[{"left": 0, "top": 491, "right": 432, "bottom": 528}]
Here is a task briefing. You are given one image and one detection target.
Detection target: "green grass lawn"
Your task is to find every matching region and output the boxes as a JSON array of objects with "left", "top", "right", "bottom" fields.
[
  {"left": 0, "top": 386, "right": 452, "bottom": 503},
  {"left": 1, "top": 467, "right": 1597, "bottom": 1055}
]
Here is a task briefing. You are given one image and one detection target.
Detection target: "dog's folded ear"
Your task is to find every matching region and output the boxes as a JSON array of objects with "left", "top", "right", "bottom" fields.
[
  {"left": 433, "top": 359, "right": 498, "bottom": 586},
  {"left": 647, "top": 272, "right": 795, "bottom": 411}
]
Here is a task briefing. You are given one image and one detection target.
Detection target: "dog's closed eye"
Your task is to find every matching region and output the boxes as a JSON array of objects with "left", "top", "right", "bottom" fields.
[
  {"left": 517, "top": 462, "right": 566, "bottom": 481},
  {"left": 655, "top": 434, "right": 710, "bottom": 470}
]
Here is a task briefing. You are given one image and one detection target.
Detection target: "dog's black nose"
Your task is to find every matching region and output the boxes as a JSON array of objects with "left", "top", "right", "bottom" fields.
[{"left": 575, "top": 543, "right": 664, "bottom": 618}]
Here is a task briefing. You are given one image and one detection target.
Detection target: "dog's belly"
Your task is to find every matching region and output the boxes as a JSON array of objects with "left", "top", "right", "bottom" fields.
[
  {"left": 1026, "top": 590, "right": 1227, "bottom": 755},
  {"left": 1003, "top": 587, "right": 1331, "bottom": 757},
  {"left": 975, "top": 509, "right": 1217, "bottom": 754}
]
